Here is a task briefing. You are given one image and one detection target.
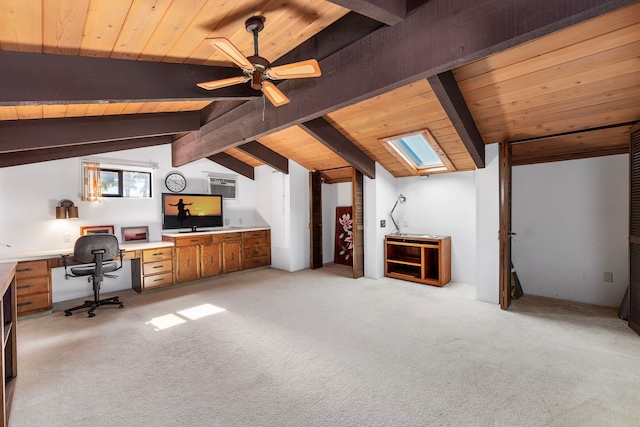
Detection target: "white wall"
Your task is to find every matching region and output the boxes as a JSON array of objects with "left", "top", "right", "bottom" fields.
[
  {"left": 396, "top": 171, "right": 477, "bottom": 284},
  {"left": 475, "top": 143, "right": 500, "bottom": 304},
  {"left": 512, "top": 154, "right": 629, "bottom": 307},
  {"left": 0, "top": 145, "right": 265, "bottom": 255},
  {"left": 366, "top": 164, "right": 397, "bottom": 279},
  {"left": 288, "top": 161, "right": 310, "bottom": 271}
]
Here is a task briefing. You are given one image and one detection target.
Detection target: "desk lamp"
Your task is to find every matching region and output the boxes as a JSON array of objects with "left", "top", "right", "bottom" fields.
[{"left": 389, "top": 194, "right": 406, "bottom": 234}]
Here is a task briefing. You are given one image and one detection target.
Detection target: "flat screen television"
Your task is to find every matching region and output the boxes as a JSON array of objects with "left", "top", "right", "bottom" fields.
[{"left": 162, "top": 193, "right": 223, "bottom": 231}]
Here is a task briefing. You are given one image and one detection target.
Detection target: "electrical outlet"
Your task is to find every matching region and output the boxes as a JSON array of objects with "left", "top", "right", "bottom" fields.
[
  {"left": 63, "top": 233, "right": 71, "bottom": 243},
  {"left": 380, "top": 220, "right": 386, "bottom": 227},
  {"left": 403, "top": 220, "right": 408, "bottom": 227},
  {"left": 604, "top": 272, "right": 613, "bottom": 282},
  {"left": 239, "top": 217, "right": 243, "bottom": 225}
]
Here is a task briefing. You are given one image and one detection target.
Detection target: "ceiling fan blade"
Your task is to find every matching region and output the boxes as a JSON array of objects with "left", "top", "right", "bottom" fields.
[
  {"left": 261, "top": 81, "right": 290, "bottom": 107},
  {"left": 197, "top": 76, "right": 248, "bottom": 90},
  {"left": 265, "top": 59, "right": 321, "bottom": 80},
  {"left": 205, "top": 37, "right": 254, "bottom": 70}
]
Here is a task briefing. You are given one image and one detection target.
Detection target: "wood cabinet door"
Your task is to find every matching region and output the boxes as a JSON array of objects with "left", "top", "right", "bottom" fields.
[
  {"left": 175, "top": 245, "right": 200, "bottom": 283},
  {"left": 223, "top": 242, "right": 243, "bottom": 273},
  {"left": 201, "top": 242, "right": 222, "bottom": 278}
]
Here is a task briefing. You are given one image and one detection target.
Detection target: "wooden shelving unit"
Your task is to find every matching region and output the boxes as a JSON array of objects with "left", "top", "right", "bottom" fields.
[
  {"left": 385, "top": 234, "right": 451, "bottom": 287},
  {"left": 0, "top": 262, "right": 17, "bottom": 427}
]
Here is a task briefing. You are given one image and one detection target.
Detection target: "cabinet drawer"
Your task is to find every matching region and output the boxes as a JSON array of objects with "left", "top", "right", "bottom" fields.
[
  {"left": 175, "top": 236, "right": 210, "bottom": 246},
  {"left": 17, "top": 292, "right": 51, "bottom": 315},
  {"left": 143, "top": 259, "right": 173, "bottom": 276},
  {"left": 211, "top": 233, "right": 242, "bottom": 243},
  {"left": 143, "top": 247, "right": 173, "bottom": 262},
  {"left": 16, "top": 260, "right": 48, "bottom": 278},
  {"left": 244, "top": 255, "right": 270, "bottom": 269},
  {"left": 16, "top": 276, "right": 49, "bottom": 296},
  {"left": 243, "top": 230, "right": 268, "bottom": 240},
  {"left": 244, "top": 237, "right": 268, "bottom": 248},
  {"left": 120, "top": 250, "right": 139, "bottom": 261},
  {"left": 244, "top": 246, "right": 270, "bottom": 259},
  {"left": 143, "top": 272, "right": 174, "bottom": 289}
]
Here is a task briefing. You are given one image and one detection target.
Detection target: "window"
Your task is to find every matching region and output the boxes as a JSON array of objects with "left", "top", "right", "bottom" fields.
[
  {"left": 380, "top": 129, "right": 455, "bottom": 175},
  {"left": 82, "top": 158, "right": 154, "bottom": 200},
  {"left": 207, "top": 173, "right": 237, "bottom": 200},
  {"left": 100, "top": 169, "right": 152, "bottom": 198}
]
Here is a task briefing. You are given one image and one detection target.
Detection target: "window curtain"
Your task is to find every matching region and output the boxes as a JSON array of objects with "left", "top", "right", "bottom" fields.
[{"left": 82, "top": 162, "right": 102, "bottom": 202}]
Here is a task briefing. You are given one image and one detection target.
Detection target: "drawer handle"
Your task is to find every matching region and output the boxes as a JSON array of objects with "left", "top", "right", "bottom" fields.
[
  {"left": 17, "top": 285, "right": 33, "bottom": 290},
  {"left": 189, "top": 239, "right": 199, "bottom": 243},
  {"left": 153, "top": 278, "right": 164, "bottom": 282},
  {"left": 17, "top": 302, "right": 33, "bottom": 307},
  {"left": 152, "top": 265, "right": 163, "bottom": 269},
  {"left": 152, "top": 252, "right": 164, "bottom": 256},
  {"left": 17, "top": 268, "right": 34, "bottom": 273}
]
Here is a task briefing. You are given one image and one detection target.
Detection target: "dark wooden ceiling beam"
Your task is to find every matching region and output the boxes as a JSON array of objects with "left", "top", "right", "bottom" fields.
[
  {"left": 0, "top": 50, "right": 259, "bottom": 106},
  {"left": 0, "top": 112, "right": 200, "bottom": 153},
  {"left": 299, "top": 118, "right": 375, "bottom": 179},
  {"left": 427, "top": 71, "right": 485, "bottom": 168},
  {"left": 326, "top": 0, "right": 405, "bottom": 25},
  {"left": 173, "top": 0, "right": 634, "bottom": 167},
  {"left": 207, "top": 153, "right": 255, "bottom": 180},
  {"left": 236, "top": 141, "right": 289, "bottom": 174},
  {"left": 0, "top": 136, "right": 171, "bottom": 168}
]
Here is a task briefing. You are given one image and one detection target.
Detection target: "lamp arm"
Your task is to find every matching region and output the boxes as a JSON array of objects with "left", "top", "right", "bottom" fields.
[{"left": 389, "top": 212, "right": 401, "bottom": 234}]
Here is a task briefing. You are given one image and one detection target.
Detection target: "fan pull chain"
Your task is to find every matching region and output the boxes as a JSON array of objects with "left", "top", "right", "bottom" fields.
[{"left": 262, "top": 93, "right": 266, "bottom": 121}]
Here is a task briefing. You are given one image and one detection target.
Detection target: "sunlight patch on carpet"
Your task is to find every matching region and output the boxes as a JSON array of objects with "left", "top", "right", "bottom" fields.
[
  {"left": 178, "top": 303, "right": 226, "bottom": 320},
  {"left": 147, "top": 304, "right": 227, "bottom": 330}
]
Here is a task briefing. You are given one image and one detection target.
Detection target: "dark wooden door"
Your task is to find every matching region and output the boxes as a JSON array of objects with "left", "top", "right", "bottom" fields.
[
  {"left": 352, "top": 169, "right": 364, "bottom": 278},
  {"left": 310, "top": 171, "right": 323, "bottom": 269},
  {"left": 499, "top": 141, "right": 512, "bottom": 310},
  {"left": 629, "top": 123, "right": 640, "bottom": 336}
]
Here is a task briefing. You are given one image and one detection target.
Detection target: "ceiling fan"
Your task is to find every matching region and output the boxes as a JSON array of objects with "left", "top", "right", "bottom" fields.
[{"left": 197, "top": 16, "right": 321, "bottom": 107}]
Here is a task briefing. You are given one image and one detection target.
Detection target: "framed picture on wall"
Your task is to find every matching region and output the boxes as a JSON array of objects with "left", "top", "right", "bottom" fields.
[
  {"left": 121, "top": 226, "right": 149, "bottom": 243},
  {"left": 80, "top": 225, "right": 115, "bottom": 236}
]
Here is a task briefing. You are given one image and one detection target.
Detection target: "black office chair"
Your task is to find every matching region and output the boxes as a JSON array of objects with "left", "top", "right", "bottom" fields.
[{"left": 63, "top": 234, "right": 125, "bottom": 318}]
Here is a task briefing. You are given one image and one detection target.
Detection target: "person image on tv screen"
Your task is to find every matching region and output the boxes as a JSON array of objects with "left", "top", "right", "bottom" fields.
[{"left": 169, "top": 198, "right": 192, "bottom": 225}]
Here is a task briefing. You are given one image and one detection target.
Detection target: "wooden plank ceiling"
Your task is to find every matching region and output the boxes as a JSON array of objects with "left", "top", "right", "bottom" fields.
[{"left": 0, "top": 0, "right": 638, "bottom": 177}]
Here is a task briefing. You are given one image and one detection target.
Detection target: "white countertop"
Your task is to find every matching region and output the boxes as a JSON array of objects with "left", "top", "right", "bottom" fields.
[
  {"left": 0, "top": 227, "right": 269, "bottom": 263},
  {"left": 161, "top": 226, "right": 269, "bottom": 238},
  {"left": 0, "top": 240, "right": 174, "bottom": 263}
]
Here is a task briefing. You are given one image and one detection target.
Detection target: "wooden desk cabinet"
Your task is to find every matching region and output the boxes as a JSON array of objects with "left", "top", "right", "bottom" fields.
[
  {"left": 385, "top": 234, "right": 451, "bottom": 287},
  {"left": 15, "top": 259, "right": 53, "bottom": 316},
  {"left": 163, "top": 229, "right": 270, "bottom": 284},
  {"left": 243, "top": 230, "right": 271, "bottom": 270},
  {"left": 0, "top": 262, "right": 17, "bottom": 427}
]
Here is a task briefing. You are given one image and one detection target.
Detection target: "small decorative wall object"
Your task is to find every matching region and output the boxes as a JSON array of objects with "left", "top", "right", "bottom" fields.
[
  {"left": 121, "top": 226, "right": 149, "bottom": 243},
  {"left": 80, "top": 225, "right": 115, "bottom": 236},
  {"left": 334, "top": 206, "right": 353, "bottom": 266}
]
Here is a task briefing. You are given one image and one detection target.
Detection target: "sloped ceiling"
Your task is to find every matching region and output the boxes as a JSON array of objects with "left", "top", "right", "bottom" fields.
[{"left": 0, "top": 0, "right": 638, "bottom": 179}]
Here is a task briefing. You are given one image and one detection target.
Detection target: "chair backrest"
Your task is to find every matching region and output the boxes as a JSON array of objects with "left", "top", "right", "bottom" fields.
[{"left": 74, "top": 234, "right": 119, "bottom": 264}]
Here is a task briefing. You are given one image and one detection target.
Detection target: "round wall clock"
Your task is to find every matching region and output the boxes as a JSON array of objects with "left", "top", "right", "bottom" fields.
[{"left": 165, "top": 171, "right": 187, "bottom": 193}]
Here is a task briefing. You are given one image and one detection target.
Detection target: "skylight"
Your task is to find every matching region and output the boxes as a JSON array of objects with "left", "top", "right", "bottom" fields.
[
  {"left": 393, "top": 134, "right": 444, "bottom": 169},
  {"left": 381, "top": 129, "right": 454, "bottom": 174}
]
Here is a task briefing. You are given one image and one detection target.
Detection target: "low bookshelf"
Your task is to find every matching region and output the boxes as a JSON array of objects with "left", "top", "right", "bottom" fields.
[{"left": 384, "top": 234, "right": 451, "bottom": 287}]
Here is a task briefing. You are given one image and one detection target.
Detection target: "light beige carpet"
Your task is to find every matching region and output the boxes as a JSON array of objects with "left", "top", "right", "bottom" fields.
[{"left": 10, "top": 264, "right": 640, "bottom": 426}]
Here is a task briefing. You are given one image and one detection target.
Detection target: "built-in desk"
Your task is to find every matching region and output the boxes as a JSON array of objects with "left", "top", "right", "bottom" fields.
[{"left": 0, "top": 227, "right": 271, "bottom": 316}]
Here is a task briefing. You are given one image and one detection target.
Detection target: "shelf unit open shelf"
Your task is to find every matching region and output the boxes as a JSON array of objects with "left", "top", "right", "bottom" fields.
[{"left": 385, "top": 234, "right": 451, "bottom": 286}]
